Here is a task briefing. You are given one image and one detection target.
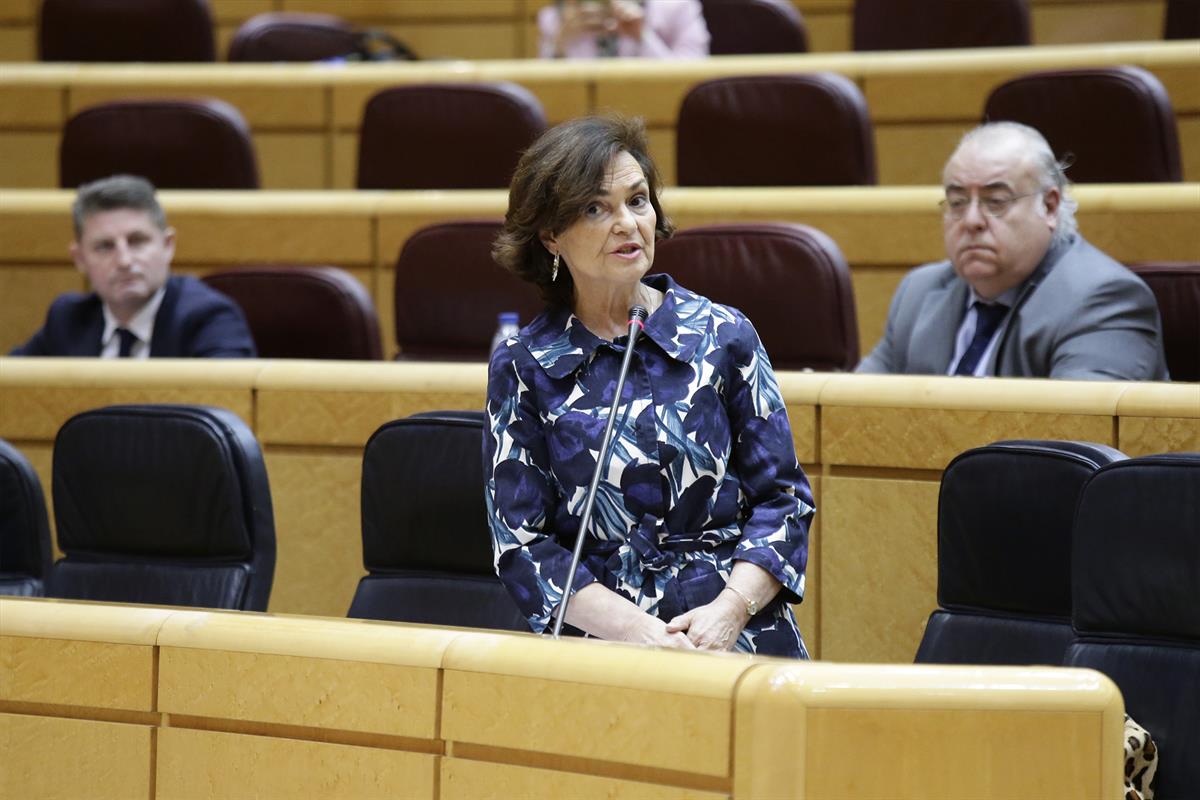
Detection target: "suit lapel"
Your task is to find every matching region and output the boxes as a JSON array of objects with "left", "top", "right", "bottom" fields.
[
  {"left": 148, "top": 276, "right": 181, "bottom": 357},
  {"left": 908, "top": 278, "right": 967, "bottom": 374}
]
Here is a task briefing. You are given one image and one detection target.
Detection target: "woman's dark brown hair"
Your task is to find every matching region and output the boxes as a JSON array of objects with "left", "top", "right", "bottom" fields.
[{"left": 493, "top": 114, "right": 674, "bottom": 309}]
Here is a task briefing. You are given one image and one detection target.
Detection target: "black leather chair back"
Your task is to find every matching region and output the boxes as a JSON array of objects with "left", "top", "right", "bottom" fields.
[
  {"left": 1164, "top": 0, "right": 1200, "bottom": 39},
  {"left": 39, "top": 0, "right": 215, "bottom": 62},
  {"left": 652, "top": 222, "right": 859, "bottom": 371},
  {"left": 357, "top": 83, "right": 547, "bottom": 189},
  {"left": 915, "top": 440, "right": 1125, "bottom": 665},
  {"left": 0, "top": 439, "right": 53, "bottom": 597},
  {"left": 853, "top": 0, "right": 1029, "bottom": 51},
  {"left": 349, "top": 413, "right": 528, "bottom": 631},
  {"left": 46, "top": 405, "right": 275, "bottom": 611},
  {"left": 984, "top": 66, "right": 1183, "bottom": 182},
  {"left": 677, "top": 73, "right": 877, "bottom": 186},
  {"left": 203, "top": 266, "right": 383, "bottom": 360},
  {"left": 1066, "top": 453, "right": 1200, "bottom": 799},
  {"left": 60, "top": 98, "right": 259, "bottom": 189},
  {"left": 700, "top": 0, "right": 808, "bottom": 54}
]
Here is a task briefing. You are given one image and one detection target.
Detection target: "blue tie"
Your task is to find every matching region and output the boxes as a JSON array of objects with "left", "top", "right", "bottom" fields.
[
  {"left": 954, "top": 302, "right": 1008, "bottom": 376},
  {"left": 116, "top": 328, "right": 138, "bottom": 358}
]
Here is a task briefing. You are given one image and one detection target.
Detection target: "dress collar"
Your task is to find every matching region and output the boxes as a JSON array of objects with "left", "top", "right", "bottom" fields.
[{"left": 518, "top": 274, "right": 712, "bottom": 378}]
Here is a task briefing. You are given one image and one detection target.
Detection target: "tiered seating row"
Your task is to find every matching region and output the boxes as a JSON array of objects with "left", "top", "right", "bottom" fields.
[
  {"left": 1, "top": 41, "right": 1197, "bottom": 188},
  {"left": 2, "top": 184, "right": 1196, "bottom": 362},
  {"left": 0, "top": 596, "right": 1126, "bottom": 799},
  {"left": 0, "top": 0, "right": 1175, "bottom": 61},
  {"left": 1, "top": 360, "right": 1196, "bottom": 663}
]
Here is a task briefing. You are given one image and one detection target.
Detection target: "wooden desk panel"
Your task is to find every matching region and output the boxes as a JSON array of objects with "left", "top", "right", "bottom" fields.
[
  {"left": 2, "top": 40, "right": 1197, "bottom": 188},
  {"left": 2, "top": 184, "right": 1196, "bottom": 363}
]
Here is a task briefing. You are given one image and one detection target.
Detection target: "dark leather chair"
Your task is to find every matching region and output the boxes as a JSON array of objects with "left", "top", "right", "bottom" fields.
[
  {"left": 357, "top": 83, "right": 547, "bottom": 190},
  {"left": 394, "top": 220, "right": 543, "bottom": 361},
  {"left": 853, "top": 0, "right": 1029, "bottom": 51},
  {"left": 60, "top": 98, "right": 259, "bottom": 189},
  {"left": 228, "top": 12, "right": 359, "bottom": 62},
  {"left": 45, "top": 405, "right": 276, "bottom": 611},
  {"left": 676, "top": 73, "right": 877, "bottom": 186},
  {"left": 0, "top": 439, "right": 53, "bottom": 597},
  {"left": 39, "top": 0, "right": 215, "bottom": 62},
  {"left": 700, "top": 0, "right": 808, "bottom": 54},
  {"left": 915, "top": 440, "right": 1126, "bottom": 666},
  {"left": 1127, "top": 262, "right": 1200, "bottom": 383},
  {"left": 348, "top": 414, "right": 529, "bottom": 631},
  {"left": 1164, "top": 0, "right": 1200, "bottom": 39},
  {"left": 652, "top": 223, "right": 859, "bottom": 371},
  {"left": 202, "top": 266, "right": 383, "bottom": 360},
  {"left": 1066, "top": 453, "right": 1200, "bottom": 798},
  {"left": 983, "top": 66, "right": 1183, "bottom": 182}
]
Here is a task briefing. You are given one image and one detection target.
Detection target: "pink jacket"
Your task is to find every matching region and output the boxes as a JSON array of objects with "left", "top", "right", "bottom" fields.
[{"left": 538, "top": 0, "right": 710, "bottom": 59}]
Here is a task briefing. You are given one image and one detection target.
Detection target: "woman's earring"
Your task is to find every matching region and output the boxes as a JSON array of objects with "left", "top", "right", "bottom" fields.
[{"left": 551, "top": 253, "right": 560, "bottom": 282}]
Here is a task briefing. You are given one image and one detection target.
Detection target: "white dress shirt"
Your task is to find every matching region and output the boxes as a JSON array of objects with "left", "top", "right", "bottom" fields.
[{"left": 99, "top": 287, "right": 166, "bottom": 359}]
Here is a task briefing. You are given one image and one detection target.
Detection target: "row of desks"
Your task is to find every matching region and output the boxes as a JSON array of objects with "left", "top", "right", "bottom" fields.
[
  {"left": 3, "top": 358, "right": 1196, "bottom": 664},
  {"left": 2, "top": 184, "right": 1196, "bottom": 360},
  {"left": 2, "top": 40, "right": 1197, "bottom": 188},
  {"left": 0, "top": 0, "right": 1175, "bottom": 61}
]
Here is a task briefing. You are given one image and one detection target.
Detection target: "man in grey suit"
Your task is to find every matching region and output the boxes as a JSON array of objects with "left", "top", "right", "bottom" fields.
[{"left": 857, "top": 122, "right": 1168, "bottom": 380}]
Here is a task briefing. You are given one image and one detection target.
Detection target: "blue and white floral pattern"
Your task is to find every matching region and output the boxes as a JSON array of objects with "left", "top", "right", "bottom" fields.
[{"left": 484, "top": 274, "right": 813, "bottom": 657}]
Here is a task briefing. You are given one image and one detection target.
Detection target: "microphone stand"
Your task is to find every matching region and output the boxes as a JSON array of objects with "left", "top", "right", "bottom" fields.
[{"left": 551, "top": 305, "right": 648, "bottom": 639}]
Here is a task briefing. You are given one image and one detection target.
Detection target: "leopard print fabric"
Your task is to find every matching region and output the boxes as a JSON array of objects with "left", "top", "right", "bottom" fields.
[{"left": 1124, "top": 713, "right": 1158, "bottom": 800}]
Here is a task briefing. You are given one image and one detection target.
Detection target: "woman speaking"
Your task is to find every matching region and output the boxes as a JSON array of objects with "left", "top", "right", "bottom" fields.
[{"left": 485, "top": 115, "right": 813, "bottom": 657}]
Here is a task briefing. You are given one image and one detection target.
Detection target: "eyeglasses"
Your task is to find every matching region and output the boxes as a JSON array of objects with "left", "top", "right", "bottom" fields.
[{"left": 940, "top": 192, "right": 1038, "bottom": 220}]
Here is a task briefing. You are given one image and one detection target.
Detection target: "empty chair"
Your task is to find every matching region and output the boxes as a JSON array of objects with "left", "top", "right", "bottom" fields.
[
  {"left": 915, "top": 440, "right": 1125, "bottom": 666},
  {"left": 394, "top": 220, "right": 543, "bottom": 360},
  {"left": 357, "top": 83, "right": 547, "bottom": 190},
  {"left": 0, "top": 439, "right": 52, "bottom": 597},
  {"left": 1164, "top": 0, "right": 1200, "bottom": 39},
  {"left": 45, "top": 405, "right": 276, "bottom": 611},
  {"left": 1066, "top": 453, "right": 1200, "bottom": 798},
  {"left": 1127, "top": 262, "right": 1200, "bottom": 382},
  {"left": 39, "top": 0, "right": 215, "bottom": 62},
  {"left": 853, "top": 0, "right": 1029, "bottom": 51},
  {"left": 676, "top": 73, "right": 876, "bottom": 186},
  {"left": 348, "top": 414, "right": 529, "bottom": 631},
  {"left": 202, "top": 266, "right": 382, "bottom": 360},
  {"left": 984, "top": 66, "right": 1182, "bottom": 182},
  {"left": 228, "top": 12, "right": 358, "bottom": 62},
  {"left": 652, "top": 223, "right": 859, "bottom": 371},
  {"left": 60, "top": 99, "right": 259, "bottom": 189},
  {"left": 700, "top": 0, "right": 808, "bottom": 54}
]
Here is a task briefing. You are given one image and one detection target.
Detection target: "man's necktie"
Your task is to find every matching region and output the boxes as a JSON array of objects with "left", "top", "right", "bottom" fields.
[
  {"left": 116, "top": 328, "right": 138, "bottom": 358},
  {"left": 953, "top": 302, "right": 1008, "bottom": 376}
]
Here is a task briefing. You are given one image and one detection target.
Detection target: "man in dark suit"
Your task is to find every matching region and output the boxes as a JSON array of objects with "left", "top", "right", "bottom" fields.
[
  {"left": 10, "top": 175, "right": 255, "bottom": 358},
  {"left": 857, "top": 122, "right": 1167, "bottom": 380}
]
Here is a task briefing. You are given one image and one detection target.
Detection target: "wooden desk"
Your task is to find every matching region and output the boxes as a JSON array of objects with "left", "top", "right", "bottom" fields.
[
  {"left": 0, "top": 597, "right": 1126, "bottom": 799},
  {"left": 1, "top": 40, "right": 1196, "bottom": 188}
]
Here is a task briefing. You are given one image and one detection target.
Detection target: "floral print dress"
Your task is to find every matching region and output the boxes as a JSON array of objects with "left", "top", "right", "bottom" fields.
[{"left": 484, "top": 274, "right": 813, "bottom": 657}]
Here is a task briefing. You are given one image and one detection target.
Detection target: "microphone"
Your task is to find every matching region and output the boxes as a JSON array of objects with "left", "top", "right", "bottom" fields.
[{"left": 551, "top": 305, "right": 649, "bottom": 639}]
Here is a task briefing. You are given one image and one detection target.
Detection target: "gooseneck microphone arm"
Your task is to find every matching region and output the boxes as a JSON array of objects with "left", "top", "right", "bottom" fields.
[{"left": 551, "top": 305, "right": 649, "bottom": 639}]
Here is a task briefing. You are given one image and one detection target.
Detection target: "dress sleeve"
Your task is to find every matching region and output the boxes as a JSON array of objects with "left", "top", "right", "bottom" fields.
[
  {"left": 484, "top": 342, "right": 599, "bottom": 633},
  {"left": 722, "top": 313, "right": 814, "bottom": 603}
]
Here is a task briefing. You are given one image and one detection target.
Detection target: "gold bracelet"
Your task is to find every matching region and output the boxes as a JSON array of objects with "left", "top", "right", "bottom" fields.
[{"left": 724, "top": 583, "right": 758, "bottom": 617}]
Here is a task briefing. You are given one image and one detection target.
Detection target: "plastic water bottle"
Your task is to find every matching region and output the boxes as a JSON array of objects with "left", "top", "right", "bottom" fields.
[{"left": 490, "top": 312, "right": 520, "bottom": 354}]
